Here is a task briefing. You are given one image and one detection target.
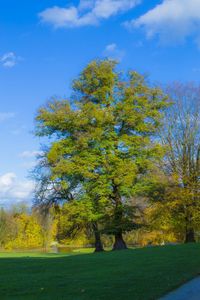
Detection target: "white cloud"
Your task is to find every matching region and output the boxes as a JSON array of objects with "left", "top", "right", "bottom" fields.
[
  {"left": 93, "top": 0, "right": 140, "bottom": 18},
  {"left": 19, "top": 150, "right": 43, "bottom": 170},
  {"left": 79, "top": 0, "right": 95, "bottom": 11},
  {"left": 0, "top": 173, "right": 34, "bottom": 204},
  {"left": 39, "top": 0, "right": 141, "bottom": 28},
  {"left": 0, "top": 112, "right": 15, "bottom": 122},
  {"left": 20, "top": 150, "right": 43, "bottom": 159},
  {"left": 0, "top": 52, "right": 21, "bottom": 68},
  {"left": 103, "top": 43, "right": 125, "bottom": 60},
  {"left": 21, "top": 161, "right": 37, "bottom": 169},
  {"left": 126, "top": 0, "right": 200, "bottom": 44},
  {"left": 105, "top": 43, "right": 117, "bottom": 52}
]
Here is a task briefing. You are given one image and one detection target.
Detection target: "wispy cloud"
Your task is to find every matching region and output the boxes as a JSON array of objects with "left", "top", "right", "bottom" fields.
[
  {"left": 0, "top": 52, "right": 22, "bottom": 68},
  {"left": 103, "top": 43, "right": 125, "bottom": 61},
  {"left": 19, "top": 150, "right": 43, "bottom": 170},
  {"left": 19, "top": 150, "right": 43, "bottom": 159},
  {"left": 125, "top": 0, "right": 200, "bottom": 45},
  {"left": 10, "top": 125, "right": 26, "bottom": 136},
  {"left": 39, "top": 0, "right": 141, "bottom": 28},
  {"left": 0, "top": 112, "right": 15, "bottom": 122}
]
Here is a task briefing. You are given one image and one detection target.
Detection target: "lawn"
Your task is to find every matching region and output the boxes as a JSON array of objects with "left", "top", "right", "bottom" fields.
[{"left": 1, "top": 243, "right": 200, "bottom": 300}]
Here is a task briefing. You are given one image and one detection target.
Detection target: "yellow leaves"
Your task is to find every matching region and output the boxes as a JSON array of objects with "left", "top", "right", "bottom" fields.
[
  {"left": 2, "top": 211, "right": 57, "bottom": 250},
  {"left": 112, "top": 160, "right": 137, "bottom": 187},
  {"left": 137, "top": 230, "right": 177, "bottom": 247},
  {"left": 5, "top": 214, "right": 42, "bottom": 249}
]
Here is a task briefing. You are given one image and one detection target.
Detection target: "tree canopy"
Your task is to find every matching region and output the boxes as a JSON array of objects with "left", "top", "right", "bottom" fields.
[{"left": 35, "top": 59, "right": 168, "bottom": 250}]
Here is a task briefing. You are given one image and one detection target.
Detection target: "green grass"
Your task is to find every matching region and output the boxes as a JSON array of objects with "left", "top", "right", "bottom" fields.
[{"left": 1, "top": 243, "right": 200, "bottom": 300}]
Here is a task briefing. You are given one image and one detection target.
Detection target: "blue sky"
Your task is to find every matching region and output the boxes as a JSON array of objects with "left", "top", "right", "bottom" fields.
[{"left": 0, "top": 0, "right": 200, "bottom": 205}]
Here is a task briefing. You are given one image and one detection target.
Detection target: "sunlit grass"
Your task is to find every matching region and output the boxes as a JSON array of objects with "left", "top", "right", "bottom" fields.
[{"left": 0, "top": 244, "right": 200, "bottom": 299}]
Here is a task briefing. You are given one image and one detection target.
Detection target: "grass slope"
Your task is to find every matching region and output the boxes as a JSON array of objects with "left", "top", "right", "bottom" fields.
[{"left": 0, "top": 243, "right": 200, "bottom": 300}]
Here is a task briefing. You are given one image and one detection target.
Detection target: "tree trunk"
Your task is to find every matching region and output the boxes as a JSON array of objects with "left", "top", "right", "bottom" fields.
[
  {"left": 184, "top": 208, "right": 195, "bottom": 243},
  {"left": 112, "top": 183, "right": 128, "bottom": 250},
  {"left": 93, "top": 223, "right": 104, "bottom": 252},
  {"left": 185, "top": 228, "right": 195, "bottom": 243},
  {"left": 113, "top": 231, "right": 127, "bottom": 250}
]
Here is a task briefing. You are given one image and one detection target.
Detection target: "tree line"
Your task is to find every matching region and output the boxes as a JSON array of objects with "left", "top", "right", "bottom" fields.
[{"left": 0, "top": 204, "right": 55, "bottom": 250}]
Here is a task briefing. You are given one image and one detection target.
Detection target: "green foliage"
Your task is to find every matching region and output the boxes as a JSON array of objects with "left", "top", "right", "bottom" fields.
[
  {"left": 35, "top": 59, "right": 168, "bottom": 245},
  {"left": 56, "top": 201, "right": 94, "bottom": 246}
]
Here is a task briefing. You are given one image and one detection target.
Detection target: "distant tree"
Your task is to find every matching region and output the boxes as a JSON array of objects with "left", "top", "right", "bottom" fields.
[
  {"left": 33, "top": 205, "right": 56, "bottom": 252},
  {"left": 161, "top": 82, "right": 200, "bottom": 243},
  {"left": 0, "top": 208, "right": 17, "bottom": 248},
  {"left": 0, "top": 204, "right": 46, "bottom": 250},
  {"left": 0, "top": 208, "right": 8, "bottom": 247},
  {"left": 35, "top": 59, "right": 168, "bottom": 250},
  {"left": 10, "top": 212, "right": 42, "bottom": 249}
]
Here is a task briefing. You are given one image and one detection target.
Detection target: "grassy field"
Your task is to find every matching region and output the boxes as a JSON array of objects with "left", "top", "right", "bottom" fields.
[{"left": 1, "top": 244, "right": 200, "bottom": 300}]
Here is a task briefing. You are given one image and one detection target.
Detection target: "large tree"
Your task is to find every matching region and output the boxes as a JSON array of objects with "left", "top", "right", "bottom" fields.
[{"left": 35, "top": 59, "right": 168, "bottom": 250}]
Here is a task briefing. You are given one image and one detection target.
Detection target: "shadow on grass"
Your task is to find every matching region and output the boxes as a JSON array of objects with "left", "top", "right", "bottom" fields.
[{"left": 0, "top": 244, "right": 200, "bottom": 300}]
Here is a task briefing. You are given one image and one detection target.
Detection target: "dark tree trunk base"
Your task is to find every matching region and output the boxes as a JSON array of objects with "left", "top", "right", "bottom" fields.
[
  {"left": 185, "top": 228, "right": 195, "bottom": 243},
  {"left": 113, "top": 233, "right": 127, "bottom": 250},
  {"left": 93, "top": 223, "right": 104, "bottom": 252},
  {"left": 94, "top": 242, "right": 104, "bottom": 252}
]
